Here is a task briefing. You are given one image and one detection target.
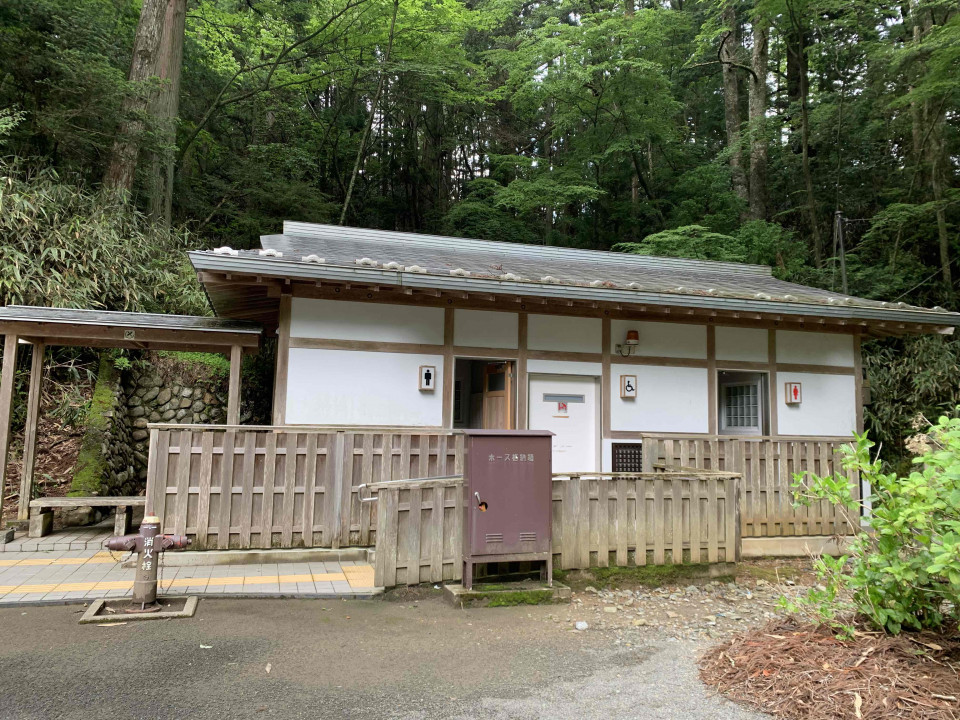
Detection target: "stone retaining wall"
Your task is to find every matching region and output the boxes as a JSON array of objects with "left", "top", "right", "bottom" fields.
[{"left": 120, "top": 358, "right": 236, "bottom": 488}]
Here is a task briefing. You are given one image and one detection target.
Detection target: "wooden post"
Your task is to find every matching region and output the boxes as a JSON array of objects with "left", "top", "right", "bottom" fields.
[
  {"left": 226, "top": 343, "right": 242, "bottom": 425},
  {"left": 0, "top": 334, "right": 19, "bottom": 530},
  {"left": 18, "top": 342, "right": 44, "bottom": 522},
  {"left": 272, "top": 293, "right": 292, "bottom": 425}
]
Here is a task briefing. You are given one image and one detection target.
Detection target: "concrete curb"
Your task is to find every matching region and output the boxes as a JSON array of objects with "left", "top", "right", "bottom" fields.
[
  {"left": 1, "top": 588, "right": 384, "bottom": 609},
  {"left": 121, "top": 546, "right": 374, "bottom": 568}
]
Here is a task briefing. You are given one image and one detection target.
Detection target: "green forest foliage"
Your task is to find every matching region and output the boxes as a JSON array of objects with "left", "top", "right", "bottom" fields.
[{"left": 0, "top": 0, "right": 957, "bottom": 460}]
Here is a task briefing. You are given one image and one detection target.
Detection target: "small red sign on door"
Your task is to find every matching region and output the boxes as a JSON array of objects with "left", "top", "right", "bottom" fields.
[
  {"left": 557, "top": 402, "right": 568, "bottom": 414},
  {"left": 785, "top": 382, "right": 802, "bottom": 405}
]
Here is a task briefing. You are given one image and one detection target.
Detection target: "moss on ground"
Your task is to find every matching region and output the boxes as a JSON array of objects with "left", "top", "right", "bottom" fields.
[
  {"left": 558, "top": 563, "right": 736, "bottom": 591},
  {"left": 485, "top": 589, "right": 555, "bottom": 607},
  {"left": 69, "top": 353, "right": 117, "bottom": 496}
]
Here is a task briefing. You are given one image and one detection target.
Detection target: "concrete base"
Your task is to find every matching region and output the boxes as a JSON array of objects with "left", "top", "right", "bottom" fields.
[
  {"left": 0, "top": 527, "right": 14, "bottom": 544},
  {"left": 444, "top": 581, "right": 571, "bottom": 609},
  {"left": 742, "top": 535, "right": 853, "bottom": 558},
  {"left": 28, "top": 511, "right": 53, "bottom": 539},
  {"left": 79, "top": 596, "right": 199, "bottom": 624},
  {"left": 122, "top": 546, "right": 373, "bottom": 569}
]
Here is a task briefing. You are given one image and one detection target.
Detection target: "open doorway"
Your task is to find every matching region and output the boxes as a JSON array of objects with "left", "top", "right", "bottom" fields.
[{"left": 453, "top": 359, "right": 516, "bottom": 429}]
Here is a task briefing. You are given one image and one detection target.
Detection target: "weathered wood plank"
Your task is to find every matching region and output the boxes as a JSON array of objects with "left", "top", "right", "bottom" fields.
[
  {"left": 238, "top": 431, "right": 256, "bottom": 546},
  {"left": 260, "top": 433, "right": 277, "bottom": 548},
  {"left": 301, "top": 433, "right": 318, "bottom": 547},
  {"left": 616, "top": 477, "right": 628, "bottom": 566},
  {"left": 280, "top": 432, "right": 298, "bottom": 548},
  {"left": 405, "top": 487, "right": 422, "bottom": 585}
]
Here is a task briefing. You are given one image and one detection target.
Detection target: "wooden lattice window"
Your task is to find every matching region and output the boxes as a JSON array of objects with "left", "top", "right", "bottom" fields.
[{"left": 612, "top": 443, "right": 643, "bottom": 473}]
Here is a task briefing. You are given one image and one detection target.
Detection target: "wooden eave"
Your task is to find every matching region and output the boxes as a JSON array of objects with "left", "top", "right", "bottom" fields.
[{"left": 197, "top": 270, "right": 955, "bottom": 339}]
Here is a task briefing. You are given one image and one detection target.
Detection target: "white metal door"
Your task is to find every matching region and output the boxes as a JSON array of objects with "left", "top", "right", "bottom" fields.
[{"left": 527, "top": 374, "right": 599, "bottom": 473}]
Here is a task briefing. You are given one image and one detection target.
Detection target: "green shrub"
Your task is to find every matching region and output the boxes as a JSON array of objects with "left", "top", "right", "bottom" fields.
[{"left": 787, "top": 417, "right": 960, "bottom": 635}]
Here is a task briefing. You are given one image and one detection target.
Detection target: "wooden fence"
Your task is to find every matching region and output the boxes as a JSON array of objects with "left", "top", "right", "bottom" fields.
[
  {"left": 145, "top": 425, "right": 462, "bottom": 550},
  {"left": 373, "top": 471, "right": 740, "bottom": 588},
  {"left": 640, "top": 434, "right": 859, "bottom": 538}
]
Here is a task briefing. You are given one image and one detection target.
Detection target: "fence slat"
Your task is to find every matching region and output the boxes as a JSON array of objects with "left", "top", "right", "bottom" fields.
[
  {"left": 371, "top": 471, "right": 741, "bottom": 587},
  {"left": 301, "top": 433, "right": 318, "bottom": 547},
  {"left": 640, "top": 434, "right": 857, "bottom": 539},
  {"left": 238, "top": 432, "right": 256, "bottom": 547},
  {"left": 260, "top": 433, "right": 277, "bottom": 548},
  {"left": 217, "top": 430, "right": 236, "bottom": 549},
  {"left": 280, "top": 432, "right": 297, "bottom": 548},
  {"left": 195, "top": 431, "right": 214, "bottom": 546}
]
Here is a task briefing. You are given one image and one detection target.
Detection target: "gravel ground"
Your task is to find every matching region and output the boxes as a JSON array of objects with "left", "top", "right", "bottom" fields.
[{"left": 0, "top": 563, "right": 806, "bottom": 720}]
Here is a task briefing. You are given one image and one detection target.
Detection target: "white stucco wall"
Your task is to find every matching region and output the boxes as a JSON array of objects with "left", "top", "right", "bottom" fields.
[
  {"left": 290, "top": 298, "right": 444, "bottom": 344},
  {"left": 285, "top": 348, "right": 444, "bottom": 425},
  {"left": 527, "top": 314, "right": 601, "bottom": 353},
  {"left": 453, "top": 309, "right": 518, "bottom": 349},
  {"left": 776, "top": 330, "right": 854, "bottom": 367},
  {"left": 610, "top": 320, "right": 706, "bottom": 359},
  {"left": 610, "top": 364, "right": 710, "bottom": 433},
  {"left": 776, "top": 372, "right": 857, "bottom": 437},
  {"left": 716, "top": 326, "right": 768, "bottom": 362}
]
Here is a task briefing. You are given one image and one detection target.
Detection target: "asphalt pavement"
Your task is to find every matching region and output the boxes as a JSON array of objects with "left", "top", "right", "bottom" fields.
[{"left": 0, "top": 596, "right": 767, "bottom": 719}]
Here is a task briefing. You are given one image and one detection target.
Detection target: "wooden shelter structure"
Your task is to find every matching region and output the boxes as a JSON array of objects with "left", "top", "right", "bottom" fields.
[{"left": 0, "top": 306, "right": 261, "bottom": 528}]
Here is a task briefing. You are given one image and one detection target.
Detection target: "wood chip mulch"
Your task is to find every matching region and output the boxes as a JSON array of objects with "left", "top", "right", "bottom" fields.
[{"left": 700, "top": 620, "right": 960, "bottom": 719}]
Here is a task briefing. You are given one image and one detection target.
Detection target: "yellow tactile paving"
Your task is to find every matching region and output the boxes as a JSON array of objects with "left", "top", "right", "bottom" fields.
[
  {"left": 342, "top": 565, "right": 375, "bottom": 588},
  {"left": 0, "top": 554, "right": 118, "bottom": 567},
  {"left": 0, "top": 562, "right": 377, "bottom": 598},
  {"left": 243, "top": 576, "right": 280, "bottom": 586}
]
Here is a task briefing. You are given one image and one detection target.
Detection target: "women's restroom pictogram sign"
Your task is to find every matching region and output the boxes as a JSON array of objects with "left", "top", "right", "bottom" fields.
[{"left": 784, "top": 382, "right": 802, "bottom": 405}]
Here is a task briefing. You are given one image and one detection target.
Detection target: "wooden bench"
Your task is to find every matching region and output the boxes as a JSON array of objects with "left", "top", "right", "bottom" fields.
[{"left": 28, "top": 496, "right": 147, "bottom": 538}]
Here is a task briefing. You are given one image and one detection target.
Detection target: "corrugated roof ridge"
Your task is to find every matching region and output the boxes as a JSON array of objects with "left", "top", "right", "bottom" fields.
[{"left": 278, "top": 221, "right": 773, "bottom": 277}]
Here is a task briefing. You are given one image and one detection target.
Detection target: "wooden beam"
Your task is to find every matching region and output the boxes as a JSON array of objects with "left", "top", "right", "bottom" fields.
[
  {"left": 601, "top": 318, "right": 611, "bottom": 439},
  {"left": 768, "top": 329, "right": 778, "bottom": 436},
  {"left": 18, "top": 342, "right": 44, "bottom": 522},
  {"left": 0, "top": 334, "right": 18, "bottom": 530},
  {"left": 272, "top": 293, "right": 292, "bottom": 425},
  {"left": 854, "top": 332, "right": 864, "bottom": 433},
  {"left": 442, "top": 309, "right": 454, "bottom": 429},
  {"left": 707, "top": 326, "right": 717, "bottom": 435},
  {"left": 517, "top": 313, "right": 528, "bottom": 430},
  {"left": 0, "top": 321, "right": 259, "bottom": 350},
  {"left": 226, "top": 344, "right": 242, "bottom": 425}
]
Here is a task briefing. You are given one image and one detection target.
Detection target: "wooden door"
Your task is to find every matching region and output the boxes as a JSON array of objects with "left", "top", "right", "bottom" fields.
[{"left": 482, "top": 361, "right": 515, "bottom": 429}]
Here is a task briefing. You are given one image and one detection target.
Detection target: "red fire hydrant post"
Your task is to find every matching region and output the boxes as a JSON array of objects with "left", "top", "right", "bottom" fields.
[{"left": 105, "top": 515, "right": 191, "bottom": 612}]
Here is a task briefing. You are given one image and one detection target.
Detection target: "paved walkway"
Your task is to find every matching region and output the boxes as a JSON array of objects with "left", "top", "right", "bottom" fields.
[
  {"left": 0, "top": 523, "right": 112, "bottom": 553},
  {"left": 0, "top": 534, "right": 379, "bottom": 605}
]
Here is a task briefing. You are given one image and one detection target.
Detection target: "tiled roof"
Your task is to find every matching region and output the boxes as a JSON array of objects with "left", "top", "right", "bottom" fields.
[{"left": 187, "top": 221, "right": 960, "bottom": 329}]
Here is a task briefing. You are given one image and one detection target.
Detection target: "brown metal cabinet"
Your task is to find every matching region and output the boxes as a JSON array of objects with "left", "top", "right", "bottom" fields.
[{"left": 461, "top": 430, "right": 554, "bottom": 589}]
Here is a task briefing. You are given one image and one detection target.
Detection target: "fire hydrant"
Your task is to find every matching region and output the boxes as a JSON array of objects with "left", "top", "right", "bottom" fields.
[{"left": 105, "top": 515, "right": 191, "bottom": 611}]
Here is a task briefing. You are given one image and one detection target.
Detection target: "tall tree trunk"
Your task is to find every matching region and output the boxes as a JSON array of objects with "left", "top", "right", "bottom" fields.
[
  {"left": 340, "top": 0, "right": 399, "bottom": 226},
  {"left": 146, "top": 0, "right": 187, "bottom": 225},
  {"left": 720, "top": 3, "right": 748, "bottom": 209},
  {"left": 929, "top": 110, "right": 952, "bottom": 290},
  {"left": 747, "top": 19, "right": 769, "bottom": 221},
  {"left": 786, "top": 4, "right": 822, "bottom": 264},
  {"left": 422, "top": 100, "right": 446, "bottom": 227},
  {"left": 103, "top": 0, "right": 168, "bottom": 195}
]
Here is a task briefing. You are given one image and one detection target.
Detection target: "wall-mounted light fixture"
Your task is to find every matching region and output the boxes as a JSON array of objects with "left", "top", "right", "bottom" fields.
[{"left": 615, "top": 329, "right": 639, "bottom": 357}]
